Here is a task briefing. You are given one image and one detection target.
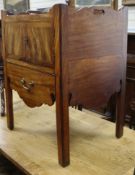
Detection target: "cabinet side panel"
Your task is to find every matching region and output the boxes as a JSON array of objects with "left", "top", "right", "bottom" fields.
[{"left": 67, "top": 7, "right": 128, "bottom": 108}]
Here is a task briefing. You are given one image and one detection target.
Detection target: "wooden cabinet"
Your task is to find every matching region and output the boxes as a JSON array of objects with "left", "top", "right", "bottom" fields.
[{"left": 2, "top": 5, "right": 128, "bottom": 167}]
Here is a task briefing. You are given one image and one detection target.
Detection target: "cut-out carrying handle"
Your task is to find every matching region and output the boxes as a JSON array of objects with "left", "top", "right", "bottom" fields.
[{"left": 93, "top": 9, "right": 105, "bottom": 15}]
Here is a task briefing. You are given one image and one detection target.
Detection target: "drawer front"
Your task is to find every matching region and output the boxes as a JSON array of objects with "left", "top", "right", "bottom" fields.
[{"left": 7, "top": 63, "right": 55, "bottom": 107}]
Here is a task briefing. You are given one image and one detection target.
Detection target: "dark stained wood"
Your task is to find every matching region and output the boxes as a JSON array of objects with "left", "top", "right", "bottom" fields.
[
  {"left": 66, "top": 6, "right": 127, "bottom": 110},
  {"left": 66, "top": 7, "right": 127, "bottom": 138},
  {"left": 2, "top": 5, "right": 128, "bottom": 167},
  {"left": 115, "top": 9, "right": 128, "bottom": 137},
  {"left": 2, "top": 12, "right": 14, "bottom": 129},
  {"left": 69, "top": 56, "right": 122, "bottom": 108},
  {"left": 54, "top": 5, "right": 70, "bottom": 167}
]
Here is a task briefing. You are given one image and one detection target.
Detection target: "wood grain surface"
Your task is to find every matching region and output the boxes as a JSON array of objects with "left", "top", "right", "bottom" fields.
[
  {"left": 0, "top": 92, "right": 135, "bottom": 175},
  {"left": 4, "top": 12, "right": 54, "bottom": 67},
  {"left": 66, "top": 6, "right": 127, "bottom": 109},
  {"left": 6, "top": 63, "right": 55, "bottom": 107}
]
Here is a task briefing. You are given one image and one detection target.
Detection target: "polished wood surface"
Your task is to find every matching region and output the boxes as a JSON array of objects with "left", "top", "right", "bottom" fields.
[
  {"left": 4, "top": 13, "right": 54, "bottom": 67},
  {"left": 0, "top": 92, "right": 135, "bottom": 175},
  {"left": 7, "top": 63, "right": 55, "bottom": 107},
  {"left": 2, "top": 5, "right": 128, "bottom": 167},
  {"left": 59, "top": 6, "right": 128, "bottom": 109},
  {"left": 65, "top": 6, "right": 127, "bottom": 139}
]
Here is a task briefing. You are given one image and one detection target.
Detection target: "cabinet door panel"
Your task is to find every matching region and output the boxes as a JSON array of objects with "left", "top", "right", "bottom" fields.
[
  {"left": 5, "top": 23, "right": 25, "bottom": 59},
  {"left": 26, "top": 22, "right": 54, "bottom": 67}
]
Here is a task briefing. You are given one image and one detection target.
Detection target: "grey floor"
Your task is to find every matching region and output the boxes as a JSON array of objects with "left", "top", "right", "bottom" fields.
[{"left": 0, "top": 154, "right": 25, "bottom": 175}]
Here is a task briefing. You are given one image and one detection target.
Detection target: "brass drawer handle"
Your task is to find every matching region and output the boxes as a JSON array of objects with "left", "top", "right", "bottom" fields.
[{"left": 20, "top": 78, "right": 34, "bottom": 91}]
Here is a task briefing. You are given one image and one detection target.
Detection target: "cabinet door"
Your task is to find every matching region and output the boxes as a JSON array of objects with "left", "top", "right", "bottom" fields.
[
  {"left": 4, "top": 23, "right": 26, "bottom": 60},
  {"left": 26, "top": 22, "right": 54, "bottom": 67}
]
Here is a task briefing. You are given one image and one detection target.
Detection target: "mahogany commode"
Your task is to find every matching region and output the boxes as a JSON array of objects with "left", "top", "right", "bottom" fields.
[{"left": 2, "top": 5, "right": 127, "bottom": 167}]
